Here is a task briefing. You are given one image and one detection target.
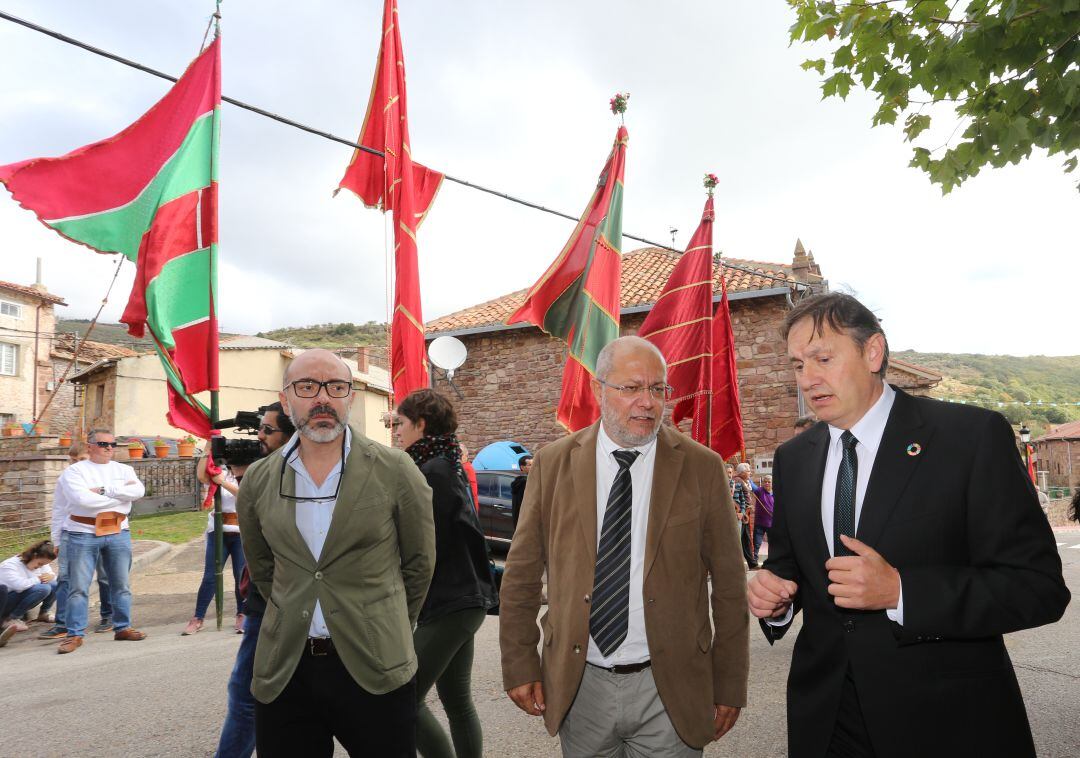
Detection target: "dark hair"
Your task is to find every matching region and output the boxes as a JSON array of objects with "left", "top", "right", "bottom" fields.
[
  {"left": 397, "top": 389, "right": 458, "bottom": 437},
  {"left": 794, "top": 415, "right": 816, "bottom": 430},
  {"left": 518, "top": 454, "right": 533, "bottom": 465},
  {"left": 19, "top": 539, "right": 57, "bottom": 564},
  {"left": 1070, "top": 490, "right": 1080, "bottom": 523},
  {"left": 782, "top": 292, "right": 889, "bottom": 379},
  {"left": 262, "top": 402, "right": 296, "bottom": 436}
]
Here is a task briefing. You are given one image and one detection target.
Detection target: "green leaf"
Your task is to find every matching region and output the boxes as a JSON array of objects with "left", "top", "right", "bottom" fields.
[
  {"left": 833, "top": 44, "right": 854, "bottom": 68},
  {"left": 801, "top": 58, "right": 827, "bottom": 75},
  {"left": 1062, "top": 156, "right": 1078, "bottom": 174},
  {"left": 904, "top": 113, "right": 932, "bottom": 141},
  {"left": 822, "top": 71, "right": 855, "bottom": 99}
]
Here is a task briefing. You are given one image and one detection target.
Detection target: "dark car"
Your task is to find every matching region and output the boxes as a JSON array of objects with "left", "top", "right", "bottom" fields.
[{"left": 476, "top": 469, "right": 522, "bottom": 551}]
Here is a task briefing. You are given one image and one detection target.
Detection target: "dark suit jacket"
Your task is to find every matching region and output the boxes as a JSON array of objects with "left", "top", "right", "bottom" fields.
[
  {"left": 500, "top": 422, "right": 749, "bottom": 749},
  {"left": 763, "top": 387, "right": 1069, "bottom": 758}
]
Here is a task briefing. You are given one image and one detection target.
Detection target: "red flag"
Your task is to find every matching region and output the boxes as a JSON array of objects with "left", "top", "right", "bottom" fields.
[
  {"left": 337, "top": 0, "right": 443, "bottom": 401},
  {"left": 506, "top": 126, "right": 628, "bottom": 431},
  {"left": 0, "top": 37, "right": 221, "bottom": 438},
  {"left": 1026, "top": 444, "right": 1037, "bottom": 485},
  {"left": 638, "top": 196, "right": 743, "bottom": 458}
]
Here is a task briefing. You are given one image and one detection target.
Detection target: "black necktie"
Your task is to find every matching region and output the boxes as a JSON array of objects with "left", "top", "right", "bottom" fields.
[
  {"left": 590, "top": 449, "right": 639, "bottom": 657},
  {"left": 834, "top": 431, "right": 858, "bottom": 557}
]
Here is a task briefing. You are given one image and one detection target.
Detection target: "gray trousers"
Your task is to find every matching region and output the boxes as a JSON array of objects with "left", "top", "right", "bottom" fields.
[{"left": 559, "top": 664, "right": 702, "bottom": 758}]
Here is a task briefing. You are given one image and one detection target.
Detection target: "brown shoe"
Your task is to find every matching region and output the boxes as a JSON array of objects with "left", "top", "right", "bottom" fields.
[
  {"left": 114, "top": 628, "right": 147, "bottom": 641},
  {"left": 58, "top": 635, "right": 84, "bottom": 654}
]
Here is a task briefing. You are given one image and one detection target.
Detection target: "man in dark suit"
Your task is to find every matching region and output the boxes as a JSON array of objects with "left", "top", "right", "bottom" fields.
[
  {"left": 747, "top": 293, "right": 1069, "bottom": 758},
  {"left": 501, "top": 336, "right": 748, "bottom": 756}
]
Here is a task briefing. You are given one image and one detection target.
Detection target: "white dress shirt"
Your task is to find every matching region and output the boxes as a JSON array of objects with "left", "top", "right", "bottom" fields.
[
  {"left": 204, "top": 470, "right": 240, "bottom": 534},
  {"left": 50, "top": 471, "right": 72, "bottom": 545},
  {"left": 586, "top": 423, "right": 657, "bottom": 667},
  {"left": 281, "top": 428, "right": 352, "bottom": 638},
  {"left": 771, "top": 383, "right": 904, "bottom": 626},
  {"left": 58, "top": 460, "right": 144, "bottom": 535}
]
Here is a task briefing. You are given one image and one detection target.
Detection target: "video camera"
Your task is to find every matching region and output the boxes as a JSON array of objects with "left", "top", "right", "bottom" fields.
[{"left": 210, "top": 408, "right": 267, "bottom": 467}]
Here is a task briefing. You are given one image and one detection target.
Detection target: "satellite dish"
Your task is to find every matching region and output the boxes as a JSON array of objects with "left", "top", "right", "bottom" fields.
[{"left": 428, "top": 336, "right": 467, "bottom": 380}]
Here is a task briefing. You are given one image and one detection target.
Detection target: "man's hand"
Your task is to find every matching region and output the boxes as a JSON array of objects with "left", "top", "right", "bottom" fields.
[
  {"left": 825, "top": 535, "right": 900, "bottom": 610},
  {"left": 747, "top": 568, "right": 798, "bottom": 619},
  {"left": 92, "top": 487, "right": 105, "bottom": 495},
  {"left": 713, "top": 704, "right": 740, "bottom": 740},
  {"left": 507, "top": 681, "right": 546, "bottom": 716}
]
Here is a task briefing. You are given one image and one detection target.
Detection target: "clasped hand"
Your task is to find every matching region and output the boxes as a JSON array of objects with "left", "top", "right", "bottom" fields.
[{"left": 825, "top": 535, "right": 900, "bottom": 610}]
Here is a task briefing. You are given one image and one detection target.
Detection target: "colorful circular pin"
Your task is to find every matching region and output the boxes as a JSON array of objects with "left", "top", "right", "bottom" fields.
[{"left": 906, "top": 443, "right": 922, "bottom": 456}]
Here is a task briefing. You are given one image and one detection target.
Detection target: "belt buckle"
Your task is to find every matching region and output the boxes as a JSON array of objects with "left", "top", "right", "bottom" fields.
[{"left": 309, "top": 638, "right": 329, "bottom": 656}]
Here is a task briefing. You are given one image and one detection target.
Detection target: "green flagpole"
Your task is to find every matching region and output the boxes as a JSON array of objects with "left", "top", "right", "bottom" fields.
[{"left": 212, "top": 390, "right": 223, "bottom": 631}]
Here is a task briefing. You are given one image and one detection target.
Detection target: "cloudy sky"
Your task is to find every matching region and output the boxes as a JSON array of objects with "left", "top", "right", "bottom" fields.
[{"left": 1, "top": 0, "right": 1076, "bottom": 355}]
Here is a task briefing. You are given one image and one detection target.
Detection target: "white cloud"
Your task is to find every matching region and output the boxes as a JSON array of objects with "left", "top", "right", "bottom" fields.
[{"left": 0, "top": 0, "right": 1076, "bottom": 355}]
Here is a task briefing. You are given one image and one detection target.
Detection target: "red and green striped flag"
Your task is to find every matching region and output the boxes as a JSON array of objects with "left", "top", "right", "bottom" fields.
[
  {"left": 0, "top": 37, "right": 222, "bottom": 437},
  {"left": 507, "top": 125, "right": 628, "bottom": 431}
]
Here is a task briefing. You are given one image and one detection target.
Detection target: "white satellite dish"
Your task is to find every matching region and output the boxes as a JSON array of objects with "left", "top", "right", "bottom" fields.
[{"left": 428, "top": 336, "right": 467, "bottom": 380}]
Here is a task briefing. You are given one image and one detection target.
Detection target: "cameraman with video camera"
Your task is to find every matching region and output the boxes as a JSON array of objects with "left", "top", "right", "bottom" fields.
[{"left": 213, "top": 402, "right": 293, "bottom": 758}]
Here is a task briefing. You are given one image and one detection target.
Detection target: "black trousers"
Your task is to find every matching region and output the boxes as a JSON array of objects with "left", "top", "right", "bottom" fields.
[
  {"left": 255, "top": 647, "right": 417, "bottom": 757},
  {"left": 826, "top": 668, "right": 876, "bottom": 758},
  {"left": 740, "top": 521, "right": 757, "bottom": 567}
]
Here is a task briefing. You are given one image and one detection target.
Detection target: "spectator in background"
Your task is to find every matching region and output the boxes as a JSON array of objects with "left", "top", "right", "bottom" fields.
[
  {"left": 733, "top": 463, "right": 757, "bottom": 569},
  {"left": 56, "top": 428, "right": 147, "bottom": 654},
  {"left": 460, "top": 443, "right": 481, "bottom": 513},
  {"left": 726, "top": 463, "right": 736, "bottom": 495},
  {"left": 750, "top": 474, "right": 774, "bottom": 562},
  {"left": 1069, "top": 490, "right": 1079, "bottom": 523},
  {"left": 39, "top": 442, "right": 113, "bottom": 641},
  {"left": 0, "top": 539, "right": 59, "bottom": 642},
  {"left": 182, "top": 455, "right": 246, "bottom": 636},
  {"left": 793, "top": 415, "right": 816, "bottom": 435},
  {"left": 511, "top": 454, "right": 533, "bottom": 530}
]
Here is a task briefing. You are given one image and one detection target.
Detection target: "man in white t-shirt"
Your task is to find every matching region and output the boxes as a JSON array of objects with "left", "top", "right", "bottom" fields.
[{"left": 56, "top": 428, "right": 147, "bottom": 654}]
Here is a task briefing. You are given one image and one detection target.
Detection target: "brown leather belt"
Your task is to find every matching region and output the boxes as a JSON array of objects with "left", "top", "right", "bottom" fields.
[
  {"left": 589, "top": 660, "right": 651, "bottom": 675},
  {"left": 70, "top": 514, "right": 115, "bottom": 526},
  {"left": 306, "top": 637, "right": 335, "bottom": 657},
  {"left": 223, "top": 512, "right": 239, "bottom": 526}
]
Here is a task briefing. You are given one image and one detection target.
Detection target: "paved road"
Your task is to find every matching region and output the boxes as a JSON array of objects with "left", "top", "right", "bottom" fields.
[{"left": 2, "top": 533, "right": 1078, "bottom": 757}]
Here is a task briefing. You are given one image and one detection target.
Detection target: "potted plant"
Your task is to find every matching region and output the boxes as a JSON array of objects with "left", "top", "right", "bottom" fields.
[
  {"left": 177, "top": 434, "right": 197, "bottom": 458},
  {"left": 3, "top": 422, "right": 24, "bottom": 437},
  {"left": 58, "top": 431, "right": 73, "bottom": 447},
  {"left": 153, "top": 437, "right": 170, "bottom": 458},
  {"left": 127, "top": 440, "right": 145, "bottom": 459}
]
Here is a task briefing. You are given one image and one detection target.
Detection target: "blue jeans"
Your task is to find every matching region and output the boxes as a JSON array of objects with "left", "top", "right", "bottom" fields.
[
  {"left": 55, "top": 531, "right": 112, "bottom": 629},
  {"left": 753, "top": 524, "right": 769, "bottom": 559},
  {"left": 1, "top": 580, "right": 57, "bottom": 620},
  {"left": 66, "top": 530, "right": 132, "bottom": 637},
  {"left": 194, "top": 531, "right": 246, "bottom": 619},
  {"left": 215, "top": 612, "right": 261, "bottom": 758}
]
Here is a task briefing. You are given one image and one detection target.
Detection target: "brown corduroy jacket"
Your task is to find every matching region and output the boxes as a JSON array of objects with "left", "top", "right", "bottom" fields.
[{"left": 499, "top": 422, "right": 749, "bottom": 749}]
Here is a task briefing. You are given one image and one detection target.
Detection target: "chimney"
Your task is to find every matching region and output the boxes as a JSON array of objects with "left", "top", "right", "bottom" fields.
[
  {"left": 31, "top": 257, "right": 47, "bottom": 293},
  {"left": 357, "top": 346, "right": 369, "bottom": 374}
]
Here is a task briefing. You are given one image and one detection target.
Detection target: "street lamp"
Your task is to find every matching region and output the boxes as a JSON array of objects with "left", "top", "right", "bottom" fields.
[{"left": 1019, "top": 424, "right": 1031, "bottom": 470}]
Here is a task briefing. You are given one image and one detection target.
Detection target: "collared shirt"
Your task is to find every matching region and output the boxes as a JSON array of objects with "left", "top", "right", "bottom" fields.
[
  {"left": 58, "top": 460, "right": 144, "bottom": 535},
  {"left": 587, "top": 423, "right": 657, "bottom": 667},
  {"left": 280, "top": 428, "right": 352, "bottom": 638},
  {"left": 203, "top": 470, "right": 240, "bottom": 534},
  {"left": 819, "top": 383, "right": 903, "bottom": 623}
]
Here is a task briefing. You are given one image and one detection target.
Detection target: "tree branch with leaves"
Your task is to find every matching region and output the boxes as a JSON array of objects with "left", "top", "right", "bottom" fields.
[{"left": 788, "top": 0, "right": 1080, "bottom": 192}]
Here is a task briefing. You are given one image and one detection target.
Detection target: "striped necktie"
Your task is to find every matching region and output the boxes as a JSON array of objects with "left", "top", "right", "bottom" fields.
[
  {"left": 834, "top": 430, "right": 858, "bottom": 556},
  {"left": 590, "top": 448, "right": 639, "bottom": 657}
]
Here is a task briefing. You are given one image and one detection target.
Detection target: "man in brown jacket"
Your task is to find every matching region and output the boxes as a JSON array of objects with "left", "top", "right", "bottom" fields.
[{"left": 499, "top": 336, "right": 749, "bottom": 756}]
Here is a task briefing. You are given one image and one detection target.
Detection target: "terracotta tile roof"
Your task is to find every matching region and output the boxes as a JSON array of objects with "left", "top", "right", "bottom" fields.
[
  {"left": 1034, "top": 420, "right": 1080, "bottom": 442},
  {"left": 0, "top": 280, "right": 66, "bottom": 305},
  {"left": 887, "top": 357, "right": 943, "bottom": 383},
  {"left": 427, "top": 247, "right": 803, "bottom": 335},
  {"left": 51, "top": 333, "right": 136, "bottom": 362}
]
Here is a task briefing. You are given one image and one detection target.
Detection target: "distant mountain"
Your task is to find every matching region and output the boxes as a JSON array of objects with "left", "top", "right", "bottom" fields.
[
  {"left": 57, "top": 319, "right": 156, "bottom": 352},
  {"left": 895, "top": 350, "right": 1080, "bottom": 433},
  {"left": 257, "top": 321, "right": 388, "bottom": 350}
]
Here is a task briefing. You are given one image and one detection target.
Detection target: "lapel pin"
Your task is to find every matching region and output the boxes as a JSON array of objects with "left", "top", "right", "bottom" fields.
[{"left": 906, "top": 443, "right": 922, "bottom": 457}]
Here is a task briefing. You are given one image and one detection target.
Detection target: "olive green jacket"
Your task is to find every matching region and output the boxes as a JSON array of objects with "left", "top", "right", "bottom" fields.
[{"left": 237, "top": 425, "right": 435, "bottom": 702}]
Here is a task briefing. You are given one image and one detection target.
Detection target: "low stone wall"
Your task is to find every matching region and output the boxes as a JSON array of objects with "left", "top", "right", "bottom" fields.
[{"left": 1046, "top": 498, "right": 1076, "bottom": 528}]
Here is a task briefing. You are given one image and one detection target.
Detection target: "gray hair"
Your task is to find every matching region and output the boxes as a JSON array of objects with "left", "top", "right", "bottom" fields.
[
  {"left": 86, "top": 428, "right": 113, "bottom": 443},
  {"left": 595, "top": 336, "right": 667, "bottom": 381},
  {"left": 735, "top": 462, "right": 752, "bottom": 474}
]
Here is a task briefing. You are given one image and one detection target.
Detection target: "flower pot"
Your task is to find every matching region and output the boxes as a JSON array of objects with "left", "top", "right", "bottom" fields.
[
  {"left": 128, "top": 447, "right": 144, "bottom": 459},
  {"left": 4, "top": 425, "right": 23, "bottom": 437},
  {"left": 58, "top": 436, "right": 72, "bottom": 448},
  {"left": 177, "top": 442, "right": 196, "bottom": 458},
  {"left": 154, "top": 445, "right": 169, "bottom": 459}
]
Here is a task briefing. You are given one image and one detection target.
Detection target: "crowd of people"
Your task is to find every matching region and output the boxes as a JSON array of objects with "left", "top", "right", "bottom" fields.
[{"left": 0, "top": 292, "right": 1072, "bottom": 758}]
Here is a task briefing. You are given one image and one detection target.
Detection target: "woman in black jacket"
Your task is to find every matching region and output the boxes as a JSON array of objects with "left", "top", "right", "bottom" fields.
[{"left": 396, "top": 389, "right": 497, "bottom": 758}]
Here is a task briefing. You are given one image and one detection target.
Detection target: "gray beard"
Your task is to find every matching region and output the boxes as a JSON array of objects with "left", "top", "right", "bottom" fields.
[
  {"left": 291, "top": 407, "right": 349, "bottom": 443},
  {"left": 600, "top": 397, "right": 661, "bottom": 447}
]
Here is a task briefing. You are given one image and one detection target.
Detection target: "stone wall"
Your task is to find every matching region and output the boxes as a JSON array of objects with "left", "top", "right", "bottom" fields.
[
  {"left": 1035, "top": 438, "right": 1079, "bottom": 489},
  {"left": 0, "top": 453, "right": 67, "bottom": 553},
  {"left": 432, "top": 293, "right": 801, "bottom": 464},
  {"left": 78, "top": 370, "right": 117, "bottom": 437},
  {"left": 1045, "top": 497, "right": 1077, "bottom": 528},
  {"left": 42, "top": 356, "right": 84, "bottom": 435}
]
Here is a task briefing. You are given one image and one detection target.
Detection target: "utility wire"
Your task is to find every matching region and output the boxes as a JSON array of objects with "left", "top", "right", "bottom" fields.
[{"left": 0, "top": 10, "right": 816, "bottom": 291}]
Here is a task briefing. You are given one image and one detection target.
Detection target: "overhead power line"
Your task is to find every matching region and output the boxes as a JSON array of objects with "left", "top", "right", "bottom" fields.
[{"left": 0, "top": 10, "right": 815, "bottom": 292}]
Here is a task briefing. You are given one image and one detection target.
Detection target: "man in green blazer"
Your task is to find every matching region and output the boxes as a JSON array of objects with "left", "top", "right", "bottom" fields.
[{"left": 237, "top": 349, "right": 435, "bottom": 757}]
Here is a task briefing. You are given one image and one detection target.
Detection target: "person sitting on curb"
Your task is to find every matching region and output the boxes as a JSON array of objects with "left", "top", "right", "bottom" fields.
[{"left": 0, "top": 539, "right": 59, "bottom": 644}]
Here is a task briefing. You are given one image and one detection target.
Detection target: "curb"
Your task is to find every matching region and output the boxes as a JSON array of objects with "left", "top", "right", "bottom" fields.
[{"left": 130, "top": 541, "right": 173, "bottom": 573}]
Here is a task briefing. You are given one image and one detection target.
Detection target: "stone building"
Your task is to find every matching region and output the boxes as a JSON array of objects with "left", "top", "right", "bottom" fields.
[
  {"left": 42, "top": 333, "right": 136, "bottom": 435},
  {"left": 0, "top": 278, "right": 66, "bottom": 430},
  {"left": 1033, "top": 420, "right": 1080, "bottom": 491},
  {"left": 425, "top": 243, "right": 826, "bottom": 467}
]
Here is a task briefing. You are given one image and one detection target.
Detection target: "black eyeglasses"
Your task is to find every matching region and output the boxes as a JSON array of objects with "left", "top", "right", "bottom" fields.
[
  {"left": 93, "top": 441, "right": 119, "bottom": 449},
  {"left": 284, "top": 379, "right": 353, "bottom": 399},
  {"left": 259, "top": 424, "right": 284, "bottom": 436},
  {"left": 278, "top": 434, "right": 346, "bottom": 503}
]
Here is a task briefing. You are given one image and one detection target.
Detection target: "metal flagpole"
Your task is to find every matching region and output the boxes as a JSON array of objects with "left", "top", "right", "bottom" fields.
[{"left": 212, "top": 392, "right": 224, "bottom": 630}]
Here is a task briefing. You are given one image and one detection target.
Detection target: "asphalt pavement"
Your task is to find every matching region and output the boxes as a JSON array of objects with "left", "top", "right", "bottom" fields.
[{"left": 1, "top": 532, "right": 1078, "bottom": 756}]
